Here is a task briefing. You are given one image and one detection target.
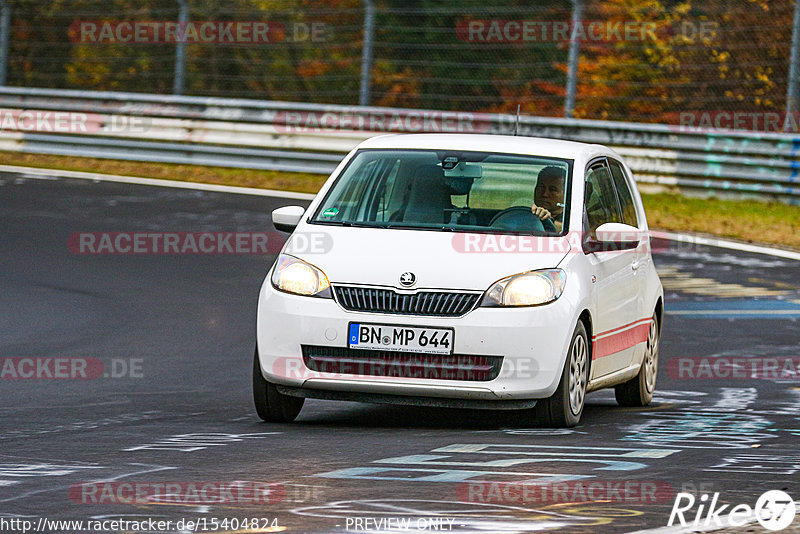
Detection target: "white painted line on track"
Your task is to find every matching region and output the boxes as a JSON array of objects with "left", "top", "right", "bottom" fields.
[
  {"left": 653, "top": 231, "right": 800, "bottom": 262},
  {"left": 667, "top": 310, "right": 800, "bottom": 315},
  {"left": 0, "top": 164, "right": 317, "bottom": 201},
  {"left": 2, "top": 164, "right": 799, "bottom": 261}
]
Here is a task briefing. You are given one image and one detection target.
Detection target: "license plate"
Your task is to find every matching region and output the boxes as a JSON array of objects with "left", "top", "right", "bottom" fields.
[{"left": 348, "top": 323, "right": 454, "bottom": 355}]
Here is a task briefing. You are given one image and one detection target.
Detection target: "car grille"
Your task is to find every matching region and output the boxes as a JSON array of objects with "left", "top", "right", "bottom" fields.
[
  {"left": 301, "top": 346, "right": 502, "bottom": 381},
  {"left": 333, "top": 286, "right": 481, "bottom": 316}
]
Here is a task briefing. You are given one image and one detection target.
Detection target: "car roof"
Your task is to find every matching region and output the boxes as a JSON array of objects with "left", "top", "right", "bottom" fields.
[{"left": 356, "top": 133, "right": 611, "bottom": 160}]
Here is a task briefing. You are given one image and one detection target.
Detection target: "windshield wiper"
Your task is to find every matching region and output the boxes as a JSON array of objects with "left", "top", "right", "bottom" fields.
[
  {"left": 316, "top": 220, "right": 556, "bottom": 235},
  {"left": 314, "top": 220, "right": 385, "bottom": 227},
  {"left": 381, "top": 223, "right": 457, "bottom": 231}
]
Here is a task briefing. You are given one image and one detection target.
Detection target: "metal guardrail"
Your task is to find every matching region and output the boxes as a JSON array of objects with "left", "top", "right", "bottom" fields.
[{"left": 0, "top": 86, "right": 798, "bottom": 201}]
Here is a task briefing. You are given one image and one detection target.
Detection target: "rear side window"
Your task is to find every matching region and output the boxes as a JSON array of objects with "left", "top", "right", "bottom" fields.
[
  {"left": 608, "top": 159, "right": 639, "bottom": 227},
  {"left": 584, "top": 160, "right": 622, "bottom": 235}
]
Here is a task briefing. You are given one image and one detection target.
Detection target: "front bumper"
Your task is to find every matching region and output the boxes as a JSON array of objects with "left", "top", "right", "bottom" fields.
[{"left": 256, "top": 280, "right": 577, "bottom": 401}]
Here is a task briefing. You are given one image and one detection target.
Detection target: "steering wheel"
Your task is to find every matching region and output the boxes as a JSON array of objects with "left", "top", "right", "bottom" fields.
[{"left": 489, "top": 206, "right": 551, "bottom": 232}]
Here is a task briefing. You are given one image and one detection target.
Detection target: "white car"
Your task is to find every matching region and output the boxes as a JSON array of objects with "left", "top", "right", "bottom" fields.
[{"left": 254, "top": 134, "right": 663, "bottom": 427}]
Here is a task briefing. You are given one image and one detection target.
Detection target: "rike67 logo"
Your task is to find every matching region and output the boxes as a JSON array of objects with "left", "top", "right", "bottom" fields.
[{"left": 669, "top": 490, "right": 796, "bottom": 531}]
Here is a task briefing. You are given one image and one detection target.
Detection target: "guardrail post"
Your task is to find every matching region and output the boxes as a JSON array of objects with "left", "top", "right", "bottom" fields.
[
  {"left": 785, "top": 0, "right": 800, "bottom": 131},
  {"left": 359, "top": 0, "right": 376, "bottom": 106},
  {"left": 0, "top": 0, "right": 10, "bottom": 86},
  {"left": 564, "top": 0, "right": 582, "bottom": 118},
  {"left": 173, "top": 0, "right": 189, "bottom": 95}
]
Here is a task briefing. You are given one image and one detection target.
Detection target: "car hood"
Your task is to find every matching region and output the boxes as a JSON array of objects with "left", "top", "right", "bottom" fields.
[{"left": 282, "top": 225, "right": 573, "bottom": 291}]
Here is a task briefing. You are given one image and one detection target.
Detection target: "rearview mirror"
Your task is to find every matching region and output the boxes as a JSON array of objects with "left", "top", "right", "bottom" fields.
[
  {"left": 443, "top": 161, "right": 482, "bottom": 179},
  {"left": 272, "top": 205, "right": 305, "bottom": 233}
]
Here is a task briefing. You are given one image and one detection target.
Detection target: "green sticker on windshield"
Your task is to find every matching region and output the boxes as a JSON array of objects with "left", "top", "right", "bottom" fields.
[{"left": 322, "top": 207, "right": 339, "bottom": 217}]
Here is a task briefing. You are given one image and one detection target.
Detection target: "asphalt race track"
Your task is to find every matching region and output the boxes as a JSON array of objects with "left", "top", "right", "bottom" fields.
[{"left": 1, "top": 171, "right": 799, "bottom": 533}]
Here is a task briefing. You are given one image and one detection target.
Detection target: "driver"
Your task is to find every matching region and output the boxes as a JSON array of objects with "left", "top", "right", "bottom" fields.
[{"left": 531, "top": 166, "right": 566, "bottom": 231}]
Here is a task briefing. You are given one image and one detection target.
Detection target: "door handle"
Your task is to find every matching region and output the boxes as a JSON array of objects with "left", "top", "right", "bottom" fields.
[{"left": 631, "top": 261, "right": 640, "bottom": 271}]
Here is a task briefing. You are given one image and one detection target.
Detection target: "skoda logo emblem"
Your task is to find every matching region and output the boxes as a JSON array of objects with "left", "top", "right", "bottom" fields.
[{"left": 399, "top": 272, "right": 416, "bottom": 287}]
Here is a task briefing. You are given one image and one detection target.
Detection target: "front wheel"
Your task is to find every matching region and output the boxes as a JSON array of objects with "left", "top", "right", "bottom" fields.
[
  {"left": 615, "top": 313, "right": 660, "bottom": 407},
  {"left": 252, "top": 347, "right": 304, "bottom": 422},
  {"left": 532, "top": 321, "right": 589, "bottom": 427}
]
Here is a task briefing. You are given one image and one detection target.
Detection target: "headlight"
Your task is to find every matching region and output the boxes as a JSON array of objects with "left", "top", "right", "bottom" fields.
[
  {"left": 481, "top": 269, "right": 566, "bottom": 307},
  {"left": 271, "top": 254, "right": 331, "bottom": 297}
]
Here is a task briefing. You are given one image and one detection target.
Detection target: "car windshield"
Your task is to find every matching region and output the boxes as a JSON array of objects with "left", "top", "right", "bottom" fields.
[{"left": 311, "top": 149, "right": 573, "bottom": 235}]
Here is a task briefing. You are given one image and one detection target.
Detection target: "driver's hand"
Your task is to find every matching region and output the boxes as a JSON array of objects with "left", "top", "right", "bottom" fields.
[{"left": 531, "top": 205, "right": 552, "bottom": 220}]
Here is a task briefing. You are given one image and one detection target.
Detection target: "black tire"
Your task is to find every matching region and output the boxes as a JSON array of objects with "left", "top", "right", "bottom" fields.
[
  {"left": 252, "top": 347, "right": 304, "bottom": 422},
  {"left": 532, "top": 321, "right": 589, "bottom": 428},
  {"left": 615, "top": 313, "right": 660, "bottom": 407}
]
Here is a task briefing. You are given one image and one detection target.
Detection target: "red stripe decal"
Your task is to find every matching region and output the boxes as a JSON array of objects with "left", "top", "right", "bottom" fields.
[
  {"left": 592, "top": 317, "right": 652, "bottom": 340},
  {"left": 593, "top": 322, "right": 650, "bottom": 360}
]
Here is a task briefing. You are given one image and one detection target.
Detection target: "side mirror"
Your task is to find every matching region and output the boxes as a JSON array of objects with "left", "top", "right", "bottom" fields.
[
  {"left": 584, "top": 222, "right": 641, "bottom": 253},
  {"left": 272, "top": 205, "right": 305, "bottom": 233}
]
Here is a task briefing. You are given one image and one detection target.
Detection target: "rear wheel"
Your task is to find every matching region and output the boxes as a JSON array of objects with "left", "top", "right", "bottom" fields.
[
  {"left": 532, "top": 321, "right": 589, "bottom": 427},
  {"left": 252, "top": 347, "right": 304, "bottom": 422},
  {"left": 615, "top": 313, "right": 659, "bottom": 407}
]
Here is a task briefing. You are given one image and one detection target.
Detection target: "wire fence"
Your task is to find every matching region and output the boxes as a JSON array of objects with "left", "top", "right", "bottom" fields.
[{"left": 1, "top": 0, "right": 798, "bottom": 128}]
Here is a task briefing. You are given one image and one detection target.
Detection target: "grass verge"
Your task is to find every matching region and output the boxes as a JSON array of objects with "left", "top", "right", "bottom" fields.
[
  {"left": 0, "top": 152, "right": 327, "bottom": 194},
  {"left": 640, "top": 193, "right": 800, "bottom": 250},
  {"left": 2, "top": 151, "right": 799, "bottom": 250}
]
